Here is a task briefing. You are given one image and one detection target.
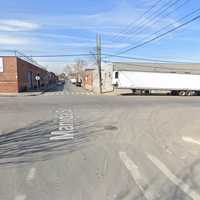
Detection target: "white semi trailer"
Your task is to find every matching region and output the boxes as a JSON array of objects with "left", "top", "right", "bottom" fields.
[{"left": 112, "top": 70, "right": 200, "bottom": 96}]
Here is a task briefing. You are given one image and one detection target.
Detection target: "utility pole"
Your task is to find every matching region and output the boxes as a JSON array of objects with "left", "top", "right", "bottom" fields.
[{"left": 96, "top": 33, "right": 102, "bottom": 94}]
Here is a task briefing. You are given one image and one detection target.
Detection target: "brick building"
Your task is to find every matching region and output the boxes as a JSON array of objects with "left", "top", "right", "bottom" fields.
[
  {"left": 83, "top": 64, "right": 113, "bottom": 93},
  {"left": 0, "top": 56, "right": 57, "bottom": 93}
]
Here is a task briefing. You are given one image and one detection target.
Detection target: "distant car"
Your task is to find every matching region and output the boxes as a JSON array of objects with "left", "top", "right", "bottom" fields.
[
  {"left": 76, "top": 81, "right": 82, "bottom": 87},
  {"left": 57, "top": 81, "right": 64, "bottom": 86},
  {"left": 70, "top": 79, "right": 76, "bottom": 84}
]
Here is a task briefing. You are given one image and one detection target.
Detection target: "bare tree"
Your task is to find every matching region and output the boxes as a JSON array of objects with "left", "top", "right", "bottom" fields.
[
  {"left": 64, "top": 59, "right": 87, "bottom": 75},
  {"left": 73, "top": 59, "right": 87, "bottom": 74},
  {"left": 64, "top": 64, "right": 73, "bottom": 76},
  {"left": 73, "top": 59, "right": 87, "bottom": 82}
]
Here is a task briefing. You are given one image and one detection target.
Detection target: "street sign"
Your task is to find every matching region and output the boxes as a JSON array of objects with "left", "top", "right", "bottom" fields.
[{"left": 35, "top": 76, "right": 40, "bottom": 81}]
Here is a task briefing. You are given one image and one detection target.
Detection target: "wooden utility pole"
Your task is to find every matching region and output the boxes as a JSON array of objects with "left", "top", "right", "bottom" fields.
[{"left": 96, "top": 33, "right": 102, "bottom": 94}]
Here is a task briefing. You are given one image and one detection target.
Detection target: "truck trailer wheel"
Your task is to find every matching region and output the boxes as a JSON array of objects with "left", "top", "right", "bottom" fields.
[
  {"left": 196, "top": 91, "right": 200, "bottom": 96},
  {"left": 145, "top": 90, "right": 150, "bottom": 95},
  {"left": 132, "top": 89, "right": 136, "bottom": 94},
  {"left": 185, "top": 91, "right": 193, "bottom": 96},
  {"left": 179, "top": 91, "right": 186, "bottom": 96},
  {"left": 171, "top": 90, "right": 178, "bottom": 96}
]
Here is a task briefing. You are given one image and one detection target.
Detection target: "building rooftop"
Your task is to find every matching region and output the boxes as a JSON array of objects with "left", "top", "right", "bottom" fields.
[
  {"left": 0, "top": 50, "right": 46, "bottom": 70},
  {"left": 113, "top": 62, "right": 200, "bottom": 74}
]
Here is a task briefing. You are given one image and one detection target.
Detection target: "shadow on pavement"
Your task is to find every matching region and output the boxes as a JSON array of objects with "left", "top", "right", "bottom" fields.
[
  {"left": 46, "top": 84, "right": 65, "bottom": 92},
  {"left": 120, "top": 93, "right": 171, "bottom": 96}
]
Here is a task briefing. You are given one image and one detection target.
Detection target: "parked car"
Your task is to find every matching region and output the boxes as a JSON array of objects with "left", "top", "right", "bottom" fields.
[
  {"left": 70, "top": 78, "right": 76, "bottom": 84},
  {"left": 76, "top": 81, "right": 82, "bottom": 87}
]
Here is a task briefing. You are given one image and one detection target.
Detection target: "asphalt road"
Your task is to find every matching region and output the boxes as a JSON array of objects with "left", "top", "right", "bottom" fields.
[{"left": 1, "top": 82, "right": 200, "bottom": 200}]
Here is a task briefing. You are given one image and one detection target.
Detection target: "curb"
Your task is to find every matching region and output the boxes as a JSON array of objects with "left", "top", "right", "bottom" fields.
[{"left": 0, "top": 84, "right": 57, "bottom": 97}]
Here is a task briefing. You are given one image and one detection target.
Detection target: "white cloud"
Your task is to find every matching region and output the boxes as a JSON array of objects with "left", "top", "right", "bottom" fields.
[
  {"left": 0, "top": 20, "right": 39, "bottom": 31},
  {"left": 0, "top": 35, "right": 29, "bottom": 45}
]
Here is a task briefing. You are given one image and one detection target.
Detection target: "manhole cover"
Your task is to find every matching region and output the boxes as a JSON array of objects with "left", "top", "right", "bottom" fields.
[{"left": 104, "top": 125, "right": 118, "bottom": 131}]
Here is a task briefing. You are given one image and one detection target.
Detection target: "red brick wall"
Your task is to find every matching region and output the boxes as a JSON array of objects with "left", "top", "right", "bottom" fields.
[
  {"left": 17, "top": 58, "right": 49, "bottom": 92},
  {"left": 0, "top": 57, "right": 18, "bottom": 93}
]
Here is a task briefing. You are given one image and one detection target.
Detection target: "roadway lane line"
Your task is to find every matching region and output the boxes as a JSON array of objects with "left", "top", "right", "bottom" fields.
[
  {"left": 26, "top": 167, "right": 36, "bottom": 182},
  {"left": 182, "top": 136, "right": 200, "bottom": 146},
  {"left": 14, "top": 194, "right": 26, "bottom": 200},
  {"left": 119, "top": 152, "right": 157, "bottom": 200},
  {"left": 147, "top": 153, "right": 200, "bottom": 200}
]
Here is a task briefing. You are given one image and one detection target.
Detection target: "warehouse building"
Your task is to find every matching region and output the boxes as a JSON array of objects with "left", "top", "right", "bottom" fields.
[
  {"left": 82, "top": 62, "right": 200, "bottom": 93},
  {"left": 0, "top": 56, "right": 57, "bottom": 93}
]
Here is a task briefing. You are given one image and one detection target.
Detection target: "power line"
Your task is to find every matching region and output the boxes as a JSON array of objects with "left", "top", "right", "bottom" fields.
[
  {"left": 133, "top": 5, "right": 200, "bottom": 48},
  {"left": 29, "top": 53, "right": 97, "bottom": 58},
  {"left": 28, "top": 52, "right": 200, "bottom": 64},
  {"left": 112, "top": 0, "right": 181, "bottom": 43},
  {"left": 110, "top": 5, "right": 199, "bottom": 57},
  {"left": 123, "top": 0, "right": 191, "bottom": 43},
  {"left": 113, "top": 12, "right": 200, "bottom": 55},
  {"left": 127, "top": 0, "right": 184, "bottom": 35},
  {"left": 104, "top": 54, "right": 198, "bottom": 64},
  {"left": 111, "top": 0, "right": 164, "bottom": 42}
]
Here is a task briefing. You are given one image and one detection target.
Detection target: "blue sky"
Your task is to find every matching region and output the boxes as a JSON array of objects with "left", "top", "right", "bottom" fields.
[{"left": 0, "top": 0, "right": 200, "bottom": 72}]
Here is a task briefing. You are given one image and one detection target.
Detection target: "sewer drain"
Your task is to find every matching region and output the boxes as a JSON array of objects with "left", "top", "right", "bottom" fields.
[{"left": 104, "top": 125, "right": 118, "bottom": 131}]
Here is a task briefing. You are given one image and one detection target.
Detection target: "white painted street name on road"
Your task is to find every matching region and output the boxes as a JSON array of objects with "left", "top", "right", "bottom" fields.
[{"left": 50, "top": 109, "right": 74, "bottom": 141}]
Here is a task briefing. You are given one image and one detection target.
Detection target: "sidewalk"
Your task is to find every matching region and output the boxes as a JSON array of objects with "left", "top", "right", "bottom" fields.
[
  {"left": 101, "top": 89, "right": 132, "bottom": 96},
  {"left": 0, "top": 91, "right": 43, "bottom": 97},
  {"left": 0, "top": 84, "right": 57, "bottom": 97}
]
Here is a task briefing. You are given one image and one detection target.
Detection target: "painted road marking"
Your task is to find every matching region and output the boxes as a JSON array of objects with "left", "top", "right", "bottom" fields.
[
  {"left": 51, "top": 130, "right": 74, "bottom": 135},
  {"left": 182, "top": 136, "right": 200, "bottom": 146},
  {"left": 50, "top": 134, "right": 74, "bottom": 140},
  {"left": 50, "top": 109, "right": 74, "bottom": 141},
  {"left": 147, "top": 153, "right": 200, "bottom": 200},
  {"left": 26, "top": 167, "right": 36, "bottom": 182},
  {"left": 119, "top": 152, "right": 157, "bottom": 200},
  {"left": 14, "top": 194, "right": 26, "bottom": 200}
]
